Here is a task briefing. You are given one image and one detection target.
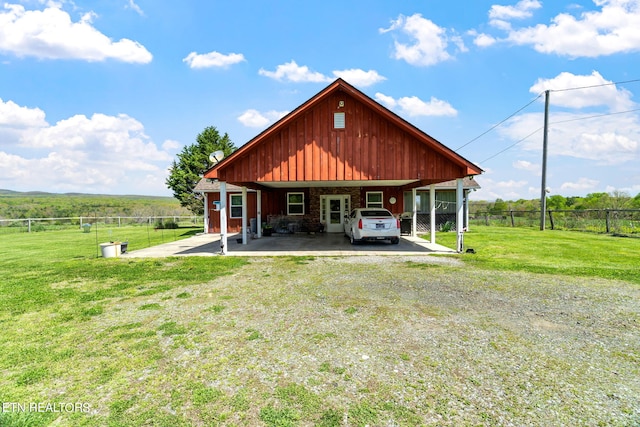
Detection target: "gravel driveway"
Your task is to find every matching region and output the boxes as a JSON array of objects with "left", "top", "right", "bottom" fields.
[{"left": 102, "top": 255, "right": 640, "bottom": 426}]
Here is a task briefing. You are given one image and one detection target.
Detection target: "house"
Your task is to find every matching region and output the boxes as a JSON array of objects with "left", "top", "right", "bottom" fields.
[{"left": 200, "top": 78, "right": 482, "bottom": 253}]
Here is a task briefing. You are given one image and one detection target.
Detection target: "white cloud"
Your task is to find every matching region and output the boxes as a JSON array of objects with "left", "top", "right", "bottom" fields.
[
  {"left": 560, "top": 177, "right": 599, "bottom": 190},
  {"left": 332, "top": 69, "right": 386, "bottom": 87},
  {"left": 530, "top": 71, "right": 635, "bottom": 111},
  {"left": 0, "top": 100, "right": 175, "bottom": 194},
  {"left": 489, "top": 0, "right": 542, "bottom": 20},
  {"left": 0, "top": 98, "right": 48, "bottom": 128},
  {"left": 513, "top": 159, "right": 540, "bottom": 174},
  {"left": 183, "top": 51, "right": 245, "bottom": 69},
  {"left": 472, "top": 32, "right": 498, "bottom": 47},
  {"left": 0, "top": 3, "right": 152, "bottom": 63},
  {"left": 473, "top": 177, "right": 529, "bottom": 200},
  {"left": 501, "top": 110, "right": 640, "bottom": 165},
  {"left": 485, "top": 0, "right": 640, "bottom": 57},
  {"left": 374, "top": 93, "right": 457, "bottom": 117},
  {"left": 162, "top": 139, "right": 181, "bottom": 151},
  {"left": 126, "top": 0, "right": 144, "bottom": 16},
  {"left": 379, "top": 13, "right": 466, "bottom": 66},
  {"left": 259, "top": 61, "right": 331, "bottom": 83},
  {"left": 258, "top": 62, "right": 385, "bottom": 87},
  {"left": 238, "top": 109, "right": 289, "bottom": 128}
]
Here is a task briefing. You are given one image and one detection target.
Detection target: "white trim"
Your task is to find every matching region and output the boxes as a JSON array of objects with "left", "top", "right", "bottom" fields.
[
  {"left": 204, "top": 192, "right": 209, "bottom": 234},
  {"left": 430, "top": 183, "right": 436, "bottom": 244},
  {"left": 366, "top": 191, "right": 383, "bottom": 208},
  {"left": 411, "top": 188, "right": 417, "bottom": 238},
  {"left": 257, "top": 189, "right": 262, "bottom": 238},
  {"left": 229, "top": 194, "right": 243, "bottom": 219},
  {"left": 287, "top": 192, "right": 305, "bottom": 215},
  {"left": 323, "top": 194, "right": 351, "bottom": 233},
  {"left": 456, "top": 178, "right": 464, "bottom": 253},
  {"left": 242, "top": 186, "right": 248, "bottom": 245},
  {"left": 220, "top": 182, "right": 228, "bottom": 255}
]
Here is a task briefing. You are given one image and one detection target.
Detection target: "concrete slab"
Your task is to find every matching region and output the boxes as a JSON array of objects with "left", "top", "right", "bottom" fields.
[{"left": 122, "top": 232, "right": 456, "bottom": 258}]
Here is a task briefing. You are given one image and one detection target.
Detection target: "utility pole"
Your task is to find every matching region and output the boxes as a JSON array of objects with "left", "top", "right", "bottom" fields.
[{"left": 540, "top": 90, "right": 550, "bottom": 230}]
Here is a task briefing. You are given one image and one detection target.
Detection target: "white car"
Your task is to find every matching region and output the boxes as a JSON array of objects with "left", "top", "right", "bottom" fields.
[{"left": 344, "top": 208, "right": 401, "bottom": 245}]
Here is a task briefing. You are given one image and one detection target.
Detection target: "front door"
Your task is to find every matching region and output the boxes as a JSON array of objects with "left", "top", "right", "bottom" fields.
[{"left": 325, "top": 195, "right": 347, "bottom": 233}]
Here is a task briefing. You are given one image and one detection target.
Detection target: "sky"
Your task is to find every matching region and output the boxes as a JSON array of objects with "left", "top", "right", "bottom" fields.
[{"left": 1, "top": 0, "right": 639, "bottom": 201}]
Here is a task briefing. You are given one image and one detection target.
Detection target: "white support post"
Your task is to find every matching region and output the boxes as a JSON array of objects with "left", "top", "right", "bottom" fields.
[
  {"left": 203, "top": 192, "right": 209, "bottom": 234},
  {"left": 242, "top": 186, "right": 248, "bottom": 245},
  {"left": 456, "top": 178, "right": 464, "bottom": 253},
  {"left": 411, "top": 187, "right": 417, "bottom": 238},
  {"left": 257, "top": 189, "right": 262, "bottom": 238},
  {"left": 464, "top": 190, "right": 470, "bottom": 232},
  {"left": 220, "top": 182, "right": 228, "bottom": 255},
  {"left": 430, "top": 183, "right": 436, "bottom": 244}
]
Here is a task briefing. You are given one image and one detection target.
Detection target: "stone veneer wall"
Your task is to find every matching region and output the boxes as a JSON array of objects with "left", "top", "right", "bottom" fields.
[
  {"left": 265, "top": 187, "right": 363, "bottom": 233},
  {"left": 308, "top": 187, "right": 362, "bottom": 222}
]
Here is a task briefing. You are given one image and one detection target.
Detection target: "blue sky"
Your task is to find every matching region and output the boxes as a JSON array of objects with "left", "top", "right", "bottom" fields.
[{"left": 1, "top": 0, "right": 639, "bottom": 200}]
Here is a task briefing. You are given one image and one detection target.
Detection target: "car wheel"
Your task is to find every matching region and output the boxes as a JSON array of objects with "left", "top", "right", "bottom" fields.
[
  {"left": 391, "top": 237, "right": 400, "bottom": 244},
  {"left": 350, "top": 231, "right": 359, "bottom": 245}
]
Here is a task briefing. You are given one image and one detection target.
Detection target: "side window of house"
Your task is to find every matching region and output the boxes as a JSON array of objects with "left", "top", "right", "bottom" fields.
[
  {"left": 230, "top": 194, "right": 242, "bottom": 218},
  {"left": 287, "top": 192, "right": 304, "bottom": 215},
  {"left": 366, "top": 192, "right": 383, "bottom": 208}
]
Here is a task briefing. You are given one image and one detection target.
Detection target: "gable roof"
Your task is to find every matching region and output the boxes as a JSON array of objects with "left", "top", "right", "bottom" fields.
[
  {"left": 417, "top": 177, "right": 480, "bottom": 191},
  {"left": 205, "top": 78, "right": 482, "bottom": 187},
  {"left": 193, "top": 178, "right": 254, "bottom": 193}
]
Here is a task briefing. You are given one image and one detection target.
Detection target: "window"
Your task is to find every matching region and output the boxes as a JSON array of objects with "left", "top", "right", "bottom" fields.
[
  {"left": 366, "top": 191, "right": 383, "bottom": 208},
  {"left": 334, "top": 112, "right": 345, "bottom": 129},
  {"left": 287, "top": 192, "right": 304, "bottom": 215},
  {"left": 230, "top": 194, "right": 242, "bottom": 218}
]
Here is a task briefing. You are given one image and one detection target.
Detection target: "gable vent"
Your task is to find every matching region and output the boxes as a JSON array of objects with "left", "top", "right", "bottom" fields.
[{"left": 334, "top": 112, "right": 345, "bottom": 129}]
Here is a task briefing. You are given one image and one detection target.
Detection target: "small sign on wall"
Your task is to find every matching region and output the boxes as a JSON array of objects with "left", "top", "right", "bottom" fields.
[{"left": 213, "top": 201, "right": 221, "bottom": 211}]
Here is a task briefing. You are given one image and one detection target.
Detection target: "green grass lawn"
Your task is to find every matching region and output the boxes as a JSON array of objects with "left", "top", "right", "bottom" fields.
[
  {"left": 0, "top": 226, "right": 638, "bottom": 426},
  {"left": 433, "top": 225, "right": 640, "bottom": 285}
]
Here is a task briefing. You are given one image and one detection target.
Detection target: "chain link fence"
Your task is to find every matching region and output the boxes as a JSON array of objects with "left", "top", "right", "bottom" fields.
[{"left": 471, "top": 209, "right": 640, "bottom": 235}]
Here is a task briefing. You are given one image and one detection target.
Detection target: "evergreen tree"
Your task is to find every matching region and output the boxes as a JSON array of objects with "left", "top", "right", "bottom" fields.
[{"left": 165, "top": 126, "right": 236, "bottom": 215}]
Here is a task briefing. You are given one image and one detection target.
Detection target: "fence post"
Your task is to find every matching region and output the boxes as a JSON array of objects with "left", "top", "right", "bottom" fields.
[
  {"left": 548, "top": 210, "right": 554, "bottom": 230},
  {"left": 605, "top": 209, "right": 610, "bottom": 233},
  {"left": 485, "top": 213, "right": 489, "bottom": 226},
  {"left": 28, "top": 218, "right": 31, "bottom": 233},
  {"left": 510, "top": 211, "right": 515, "bottom": 227}
]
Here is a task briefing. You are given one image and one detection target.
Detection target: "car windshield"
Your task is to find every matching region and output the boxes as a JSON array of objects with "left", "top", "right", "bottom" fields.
[{"left": 360, "top": 210, "right": 392, "bottom": 217}]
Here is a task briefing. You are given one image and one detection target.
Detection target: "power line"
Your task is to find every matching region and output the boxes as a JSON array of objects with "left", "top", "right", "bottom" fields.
[
  {"left": 454, "top": 94, "right": 543, "bottom": 151},
  {"left": 479, "top": 127, "right": 542, "bottom": 164},
  {"left": 550, "top": 107, "right": 640, "bottom": 125},
  {"left": 456, "top": 77, "right": 640, "bottom": 153},
  {"left": 477, "top": 106, "right": 640, "bottom": 164},
  {"left": 549, "top": 78, "right": 640, "bottom": 93}
]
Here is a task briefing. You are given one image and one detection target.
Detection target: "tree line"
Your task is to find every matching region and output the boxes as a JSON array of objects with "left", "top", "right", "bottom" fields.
[
  {"left": 471, "top": 191, "right": 640, "bottom": 214},
  {"left": 0, "top": 192, "right": 190, "bottom": 220}
]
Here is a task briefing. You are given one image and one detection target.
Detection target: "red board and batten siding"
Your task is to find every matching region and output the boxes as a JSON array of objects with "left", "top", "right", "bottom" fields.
[{"left": 215, "top": 91, "right": 467, "bottom": 185}]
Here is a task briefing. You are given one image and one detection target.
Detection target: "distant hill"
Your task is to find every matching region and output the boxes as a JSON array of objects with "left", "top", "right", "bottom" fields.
[{"left": 0, "top": 190, "right": 191, "bottom": 219}]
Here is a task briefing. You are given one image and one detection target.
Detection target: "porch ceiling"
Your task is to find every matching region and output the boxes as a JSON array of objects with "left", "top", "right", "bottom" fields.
[{"left": 255, "top": 179, "right": 420, "bottom": 189}]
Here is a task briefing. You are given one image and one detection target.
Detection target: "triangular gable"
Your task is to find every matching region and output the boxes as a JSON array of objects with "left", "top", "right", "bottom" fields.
[{"left": 205, "top": 78, "right": 482, "bottom": 187}]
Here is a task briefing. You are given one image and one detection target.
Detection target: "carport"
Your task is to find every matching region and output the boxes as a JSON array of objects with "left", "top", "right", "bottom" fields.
[
  {"left": 122, "top": 232, "right": 455, "bottom": 258},
  {"left": 201, "top": 78, "right": 482, "bottom": 254}
]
